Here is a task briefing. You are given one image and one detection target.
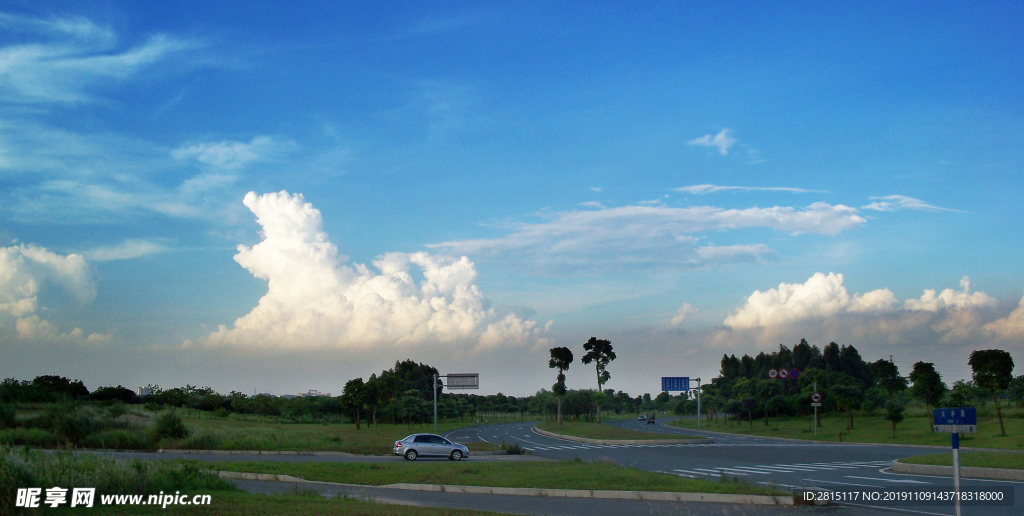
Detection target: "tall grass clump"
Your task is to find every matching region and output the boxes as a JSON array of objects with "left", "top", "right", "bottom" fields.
[{"left": 0, "top": 446, "right": 234, "bottom": 505}]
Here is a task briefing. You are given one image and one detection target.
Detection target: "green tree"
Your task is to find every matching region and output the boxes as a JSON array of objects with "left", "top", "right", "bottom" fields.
[
  {"left": 341, "top": 378, "right": 367, "bottom": 430},
  {"left": 548, "top": 346, "right": 574, "bottom": 425},
  {"left": 908, "top": 362, "right": 946, "bottom": 431},
  {"left": 969, "top": 349, "right": 1014, "bottom": 436},
  {"left": 581, "top": 337, "right": 616, "bottom": 424},
  {"left": 870, "top": 359, "right": 907, "bottom": 398},
  {"left": 1008, "top": 375, "right": 1024, "bottom": 408},
  {"left": 885, "top": 397, "right": 906, "bottom": 437}
]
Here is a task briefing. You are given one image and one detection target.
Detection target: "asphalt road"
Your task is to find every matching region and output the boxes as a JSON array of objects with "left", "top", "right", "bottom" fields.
[{"left": 445, "top": 418, "right": 1023, "bottom": 516}]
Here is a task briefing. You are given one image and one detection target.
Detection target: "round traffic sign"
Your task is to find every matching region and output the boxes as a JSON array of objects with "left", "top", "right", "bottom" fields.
[
  {"left": 789, "top": 369, "right": 799, "bottom": 380},
  {"left": 811, "top": 392, "right": 822, "bottom": 403},
  {"left": 768, "top": 368, "right": 778, "bottom": 379},
  {"left": 779, "top": 369, "right": 789, "bottom": 379}
]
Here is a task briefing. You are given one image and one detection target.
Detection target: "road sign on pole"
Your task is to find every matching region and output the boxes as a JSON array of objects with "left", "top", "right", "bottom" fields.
[
  {"left": 435, "top": 373, "right": 479, "bottom": 432},
  {"left": 934, "top": 407, "right": 976, "bottom": 516},
  {"left": 661, "top": 376, "right": 689, "bottom": 392},
  {"left": 768, "top": 369, "right": 778, "bottom": 379},
  {"left": 811, "top": 392, "right": 821, "bottom": 403}
]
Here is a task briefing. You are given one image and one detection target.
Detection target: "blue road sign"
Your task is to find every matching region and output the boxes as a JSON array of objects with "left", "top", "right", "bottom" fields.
[
  {"left": 933, "top": 407, "right": 977, "bottom": 433},
  {"left": 661, "top": 376, "right": 689, "bottom": 392}
]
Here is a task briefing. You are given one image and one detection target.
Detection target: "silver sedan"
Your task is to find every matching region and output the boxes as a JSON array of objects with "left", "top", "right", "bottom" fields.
[{"left": 393, "top": 433, "right": 469, "bottom": 461}]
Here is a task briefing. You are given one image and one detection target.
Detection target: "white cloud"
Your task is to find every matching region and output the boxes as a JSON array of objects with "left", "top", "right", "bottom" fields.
[
  {"left": 0, "top": 13, "right": 198, "bottom": 104},
  {"left": 904, "top": 277, "right": 997, "bottom": 312},
  {"left": 675, "top": 184, "right": 829, "bottom": 195},
  {"left": 687, "top": 129, "right": 737, "bottom": 156},
  {"left": 861, "top": 195, "right": 963, "bottom": 213},
  {"left": 171, "top": 136, "right": 284, "bottom": 170},
  {"left": 670, "top": 303, "right": 697, "bottom": 327},
  {"left": 721, "top": 273, "right": 1006, "bottom": 350},
  {"left": 205, "top": 191, "right": 547, "bottom": 350},
  {"left": 0, "top": 242, "right": 105, "bottom": 343},
  {"left": 83, "top": 239, "right": 166, "bottom": 261},
  {"left": 430, "top": 203, "right": 863, "bottom": 273},
  {"left": 985, "top": 294, "right": 1024, "bottom": 339}
]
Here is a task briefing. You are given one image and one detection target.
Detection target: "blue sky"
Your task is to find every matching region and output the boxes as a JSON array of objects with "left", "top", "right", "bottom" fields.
[{"left": 2, "top": 2, "right": 1022, "bottom": 397}]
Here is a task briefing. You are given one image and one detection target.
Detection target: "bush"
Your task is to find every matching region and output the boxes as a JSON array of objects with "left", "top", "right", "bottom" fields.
[
  {"left": 502, "top": 441, "right": 525, "bottom": 455},
  {"left": 0, "top": 404, "right": 15, "bottom": 430},
  {"left": 152, "top": 410, "right": 189, "bottom": 441},
  {"left": 0, "top": 428, "right": 61, "bottom": 447},
  {"left": 82, "top": 429, "right": 154, "bottom": 450}
]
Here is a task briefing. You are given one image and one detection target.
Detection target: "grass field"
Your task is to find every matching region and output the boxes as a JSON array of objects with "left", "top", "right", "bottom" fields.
[
  {"left": 898, "top": 451, "right": 1024, "bottom": 469},
  {"left": 172, "top": 414, "right": 513, "bottom": 454},
  {"left": 206, "top": 459, "right": 780, "bottom": 495},
  {"left": 536, "top": 421, "right": 700, "bottom": 441},
  {"left": 670, "top": 412, "right": 1024, "bottom": 450}
]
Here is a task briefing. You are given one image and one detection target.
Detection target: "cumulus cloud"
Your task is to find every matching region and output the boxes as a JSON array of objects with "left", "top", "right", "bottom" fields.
[
  {"left": 985, "top": 294, "right": 1024, "bottom": 339},
  {"left": 687, "top": 129, "right": 737, "bottom": 156},
  {"left": 0, "top": 13, "right": 198, "bottom": 104},
  {"left": 720, "top": 273, "right": 1009, "bottom": 349},
  {"left": 675, "top": 184, "right": 829, "bottom": 195},
  {"left": 904, "top": 277, "right": 997, "bottom": 312},
  {"left": 861, "top": 195, "right": 963, "bottom": 213},
  {"left": 0, "top": 242, "right": 107, "bottom": 343},
  {"left": 430, "top": 203, "right": 863, "bottom": 273},
  {"left": 724, "top": 272, "right": 897, "bottom": 330},
  {"left": 205, "top": 191, "right": 548, "bottom": 350}
]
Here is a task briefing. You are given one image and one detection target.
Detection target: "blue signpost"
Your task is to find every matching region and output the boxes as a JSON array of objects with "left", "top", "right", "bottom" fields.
[
  {"left": 934, "top": 407, "right": 976, "bottom": 516},
  {"left": 661, "top": 376, "right": 689, "bottom": 392},
  {"left": 661, "top": 376, "right": 700, "bottom": 428}
]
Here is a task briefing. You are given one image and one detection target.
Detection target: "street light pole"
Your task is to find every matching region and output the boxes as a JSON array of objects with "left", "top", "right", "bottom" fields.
[
  {"left": 695, "top": 377, "right": 701, "bottom": 429},
  {"left": 433, "top": 373, "right": 438, "bottom": 433}
]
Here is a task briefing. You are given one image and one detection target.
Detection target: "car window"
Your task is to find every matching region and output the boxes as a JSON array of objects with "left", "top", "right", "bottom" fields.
[{"left": 414, "top": 435, "right": 431, "bottom": 443}]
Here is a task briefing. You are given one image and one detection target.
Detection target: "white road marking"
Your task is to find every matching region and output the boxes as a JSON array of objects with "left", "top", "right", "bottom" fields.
[{"left": 844, "top": 475, "right": 930, "bottom": 484}]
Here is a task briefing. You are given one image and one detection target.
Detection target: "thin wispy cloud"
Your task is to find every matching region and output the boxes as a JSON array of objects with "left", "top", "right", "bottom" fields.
[
  {"left": 83, "top": 239, "right": 167, "bottom": 261},
  {"left": 430, "top": 202, "right": 863, "bottom": 273},
  {"left": 861, "top": 195, "right": 964, "bottom": 213},
  {"left": 676, "top": 184, "right": 830, "bottom": 195},
  {"left": 687, "top": 129, "right": 737, "bottom": 156},
  {"left": 0, "top": 13, "right": 200, "bottom": 105}
]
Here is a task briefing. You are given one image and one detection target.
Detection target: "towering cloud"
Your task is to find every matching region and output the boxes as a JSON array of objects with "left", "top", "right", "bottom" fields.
[
  {"left": 0, "top": 243, "right": 104, "bottom": 341},
  {"left": 205, "top": 191, "right": 546, "bottom": 349}
]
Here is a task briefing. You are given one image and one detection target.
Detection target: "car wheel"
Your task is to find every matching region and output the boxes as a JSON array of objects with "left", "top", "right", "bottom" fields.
[
  {"left": 404, "top": 450, "right": 418, "bottom": 461},
  {"left": 449, "top": 450, "right": 463, "bottom": 461}
]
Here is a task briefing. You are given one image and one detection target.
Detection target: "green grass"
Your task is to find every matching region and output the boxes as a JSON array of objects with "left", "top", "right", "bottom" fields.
[
  {"left": 669, "top": 412, "right": 1024, "bottom": 450},
  {"left": 536, "top": 421, "right": 698, "bottom": 441},
  {"left": 207, "top": 459, "right": 779, "bottom": 495},
  {"left": 899, "top": 451, "right": 1024, "bottom": 469},
  {"left": 50, "top": 491, "right": 507, "bottom": 515},
  {"left": 173, "top": 414, "right": 509, "bottom": 454}
]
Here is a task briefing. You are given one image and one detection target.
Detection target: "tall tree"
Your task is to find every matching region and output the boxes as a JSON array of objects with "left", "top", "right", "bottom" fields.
[
  {"left": 548, "top": 347, "right": 574, "bottom": 425},
  {"left": 581, "top": 337, "right": 616, "bottom": 424},
  {"left": 969, "top": 349, "right": 1014, "bottom": 436},
  {"left": 908, "top": 361, "right": 945, "bottom": 431},
  {"left": 870, "top": 359, "right": 908, "bottom": 398},
  {"left": 341, "top": 378, "right": 367, "bottom": 430}
]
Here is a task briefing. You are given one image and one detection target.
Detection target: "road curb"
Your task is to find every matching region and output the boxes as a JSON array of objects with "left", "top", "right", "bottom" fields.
[
  {"left": 891, "top": 460, "right": 1024, "bottom": 481},
  {"left": 220, "top": 472, "right": 791, "bottom": 505},
  {"left": 385, "top": 483, "right": 792, "bottom": 505},
  {"left": 533, "top": 427, "right": 712, "bottom": 445}
]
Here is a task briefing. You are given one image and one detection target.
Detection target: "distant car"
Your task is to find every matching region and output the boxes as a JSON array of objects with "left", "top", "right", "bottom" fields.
[
  {"left": 393, "top": 433, "right": 469, "bottom": 461},
  {"left": 637, "top": 414, "right": 646, "bottom": 421}
]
